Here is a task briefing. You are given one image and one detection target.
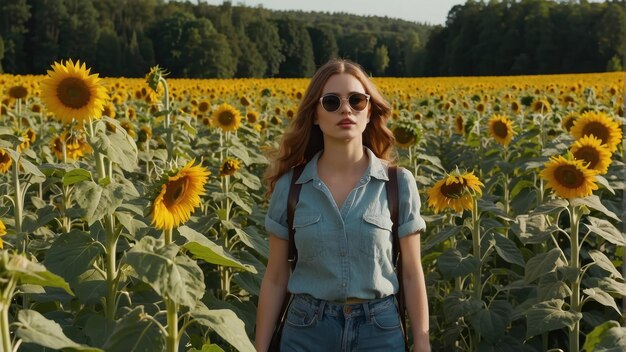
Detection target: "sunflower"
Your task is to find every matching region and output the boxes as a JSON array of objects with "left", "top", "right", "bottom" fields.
[
  {"left": 102, "top": 103, "right": 116, "bottom": 118},
  {"left": 8, "top": 85, "right": 29, "bottom": 100},
  {"left": 532, "top": 99, "right": 552, "bottom": 114},
  {"left": 570, "top": 135, "right": 613, "bottom": 175},
  {"left": 18, "top": 128, "right": 36, "bottom": 151},
  {"left": 138, "top": 125, "right": 152, "bottom": 143},
  {"left": 246, "top": 110, "right": 259, "bottom": 124},
  {"left": 240, "top": 96, "right": 251, "bottom": 106},
  {"left": 151, "top": 161, "right": 211, "bottom": 230},
  {"left": 570, "top": 111, "right": 622, "bottom": 152},
  {"left": 211, "top": 103, "right": 242, "bottom": 132},
  {"left": 40, "top": 59, "right": 108, "bottom": 124},
  {"left": 198, "top": 101, "right": 210, "bottom": 113},
  {"left": 487, "top": 114, "right": 515, "bottom": 146},
  {"left": 0, "top": 149, "right": 13, "bottom": 173},
  {"left": 392, "top": 120, "right": 421, "bottom": 148},
  {"left": 0, "top": 218, "right": 6, "bottom": 249},
  {"left": 427, "top": 170, "right": 484, "bottom": 213},
  {"left": 561, "top": 112, "right": 578, "bottom": 132},
  {"left": 219, "top": 158, "right": 241, "bottom": 176},
  {"left": 453, "top": 115, "right": 464, "bottom": 135},
  {"left": 50, "top": 132, "right": 92, "bottom": 161},
  {"left": 510, "top": 101, "right": 521, "bottom": 114},
  {"left": 540, "top": 155, "right": 598, "bottom": 199}
]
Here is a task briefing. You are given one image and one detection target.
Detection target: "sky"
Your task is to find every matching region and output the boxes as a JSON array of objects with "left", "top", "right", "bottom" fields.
[{"left": 197, "top": 0, "right": 607, "bottom": 25}]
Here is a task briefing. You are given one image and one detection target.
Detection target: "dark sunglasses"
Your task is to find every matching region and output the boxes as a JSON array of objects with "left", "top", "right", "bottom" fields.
[{"left": 319, "top": 93, "right": 370, "bottom": 112}]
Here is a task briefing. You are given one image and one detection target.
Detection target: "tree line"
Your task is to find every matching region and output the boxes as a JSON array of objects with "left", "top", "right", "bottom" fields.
[{"left": 0, "top": 0, "right": 622, "bottom": 78}]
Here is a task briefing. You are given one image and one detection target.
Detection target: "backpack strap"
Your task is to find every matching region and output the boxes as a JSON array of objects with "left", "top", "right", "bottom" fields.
[
  {"left": 386, "top": 166, "right": 409, "bottom": 352},
  {"left": 287, "top": 164, "right": 305, "bottom": 271}
]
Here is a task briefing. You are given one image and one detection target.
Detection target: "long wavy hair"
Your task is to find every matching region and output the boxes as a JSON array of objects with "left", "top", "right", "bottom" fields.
[{"left": 264, "top": 59, "right": 395, "bottom": 197}]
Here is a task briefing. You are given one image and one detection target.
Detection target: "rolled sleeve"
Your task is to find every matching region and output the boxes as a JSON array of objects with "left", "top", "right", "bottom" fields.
[
  {"left": 397, "top": 168, "right": 427, "bottom": 238},
  {"left": 264, "top": 170, "right": 292, "bottom": 240}
]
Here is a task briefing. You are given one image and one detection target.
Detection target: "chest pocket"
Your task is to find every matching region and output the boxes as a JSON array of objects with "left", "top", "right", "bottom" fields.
[
  {"left": 293, "top": 211, "right": 323, "bottom": 260},
  {"left": 360, "top": 212, "right": 393, "bottom": 257}
]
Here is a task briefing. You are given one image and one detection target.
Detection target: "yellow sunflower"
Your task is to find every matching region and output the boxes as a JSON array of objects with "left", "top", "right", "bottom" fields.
[
  {"left": 198, "top": 101, "right": 210, "bottom": 113},
  {"left": 138, "top": 125, "right": 152, "bottom": 143},
  {"left": 532, "top": 99, "right": 552, "bottom": 114},
  {"left": 487, "top": 114, "right": 515, "bottom": 146},
  {"left": 561, "top": 112, "right": 578, "bottom": 132},
  {"left": 18, "top": 128, "right": 37, "bottom": 151},
  {"left": 392, "top": 121, "right": 420, "bottom": 149},
  {"left": 539, "top": 155, "right": 598, "bottom": 199},
  {"left": 151, "top": 161, "right": 211, "bottom": 230},
  {"left": 50, "top": 132, "right": 92, "bottom": 161},
  {"left": 0, "top": 218, "right": 6, "bottom": 249},
  {"left": 40, "top": 59, "right": 108, "bottom": 124},
  {"left": 240, "top": 96, "right": 251, "bottom": 106},
  {"left": 0, "top": 149, "right": 13, "bottom": 173},
  {"left": 427, "top": 170, "right": 484, "bottom": 213},
  {"left": 246, "top": 110, "right": 259, "bottom": 124},
  {"left": 453, "top": 115, "right": 464, "bottom": 135},
  {"left": 570, "top": 135, "right": 612, "bottom": 175},
  {"left": 219, "top": 158, "right": 241, "bottom": 176},
  {"left": 211, "top": 103, "right": 242, "bottom": 132},
  {"left": 570, "top": 111, "right": 622, "bottom": 153}
]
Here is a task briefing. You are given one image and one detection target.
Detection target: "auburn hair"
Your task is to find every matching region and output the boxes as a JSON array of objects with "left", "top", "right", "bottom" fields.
[{"left": 264, "top": 59, "right": 395, "bottom": 197}]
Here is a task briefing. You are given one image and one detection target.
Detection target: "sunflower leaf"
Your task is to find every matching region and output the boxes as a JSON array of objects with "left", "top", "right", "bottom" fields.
[
  {"left": 437, "top": 249, "right": 479, "bottom": 279},
  {"left": 570, "top": 195, "right": 620, "bottom": 221},
  {"left": 584, "top": 322, "right": 626, "bottom": 352},
  {"left": 74, "top": 180, "right": 125, "bottom": 225},
  {"left": 583, "top": 287, "right": 621, "bottom": 314},
  {"left": 191, "top": 303, "right": 256, "bottom": 352},
  {"left": 595, "top": 175, "right": 615, "bottom": 195},
  {"left": 63, "top": 168, "right": 93, "bottom": 185},
  {"left": 102, "top": 307, "right": 165, "bottom": 351},
  {"left": 91, "top": 117, "right": 138, "bottom": 172},
  {"left": 2, "top": 252, "right": 74, "bottom": 295},
  {"left": 524, "top": 248, "right": 563, "bottom": 284},
  {"left": 15, "top": 310, "right": 102, "bottom": 351},
  {"left": 469, "top": 300, "right": 512, "bottom": 343},
  {"left": 589, "top": 250, "right": 623, "bottom": 279},
  {"left": 43, "top": 230, "right": 104, "bottom": 282},
  {"left": 526, "top": 299, "right": 582, "bottom": 337},
  {"left": 585, "top": 217, "right": 626, "bottom": 245}
]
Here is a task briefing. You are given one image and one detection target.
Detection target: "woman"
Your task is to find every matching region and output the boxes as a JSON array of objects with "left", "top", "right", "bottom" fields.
[{"left": 255, "top": 59, "right": 430, "bottom": 352}]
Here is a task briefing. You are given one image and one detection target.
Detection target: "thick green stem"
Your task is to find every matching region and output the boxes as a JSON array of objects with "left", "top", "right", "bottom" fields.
[
  {"left": 166, "top": 298, "right": 178, "bottom": 352},
  {"left": 569, "top": 204, "right": 581, "bottom": 352},
  {"left": 1, "top": 276, "right": 17, "bottom": 352},
  {"left": 472, "top": 197, "right": 481, "bottom": 301},
  {"left": 105, "top": 214, "right": 117, "bottom": 320},
  {"left": 12, "top": 158, "right": 24, "bottom": 252},
  {"left": 164, "top": 227, "right": 173, "bottom": 246}
]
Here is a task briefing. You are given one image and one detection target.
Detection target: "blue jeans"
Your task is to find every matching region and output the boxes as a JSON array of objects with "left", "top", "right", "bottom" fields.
[{"left": 280, "top": 294, "right": 405, "bottom": 352}]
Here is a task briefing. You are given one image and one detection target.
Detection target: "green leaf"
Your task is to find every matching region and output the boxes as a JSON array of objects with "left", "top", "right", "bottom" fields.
[
  {"left": 469, "top": 300, "right": 512, "bottom": 343},
  {"left": 228, "top": 142, "right": 252, "bottom": 165},
  {"left": 189, "top": 344, "right": 225, "bottom": 352},
  {"left": 73, "top": 269, "right": 107, "bottom": 305},
  {"left": 526, "top": 299, "right": 582, "bottom": 337},
  {"left": 15, "top": 310, "right": 102, "bottom": 351},
  {"left": 437, "top": 249, "right": 479, "bottom": 279},
  {"left": 91, "top": 117, "right": 138, "bottom": 172},
  {"left": 583, "top": 287, "right": 621, "bottom": 314},
  {"left": 511, "top": 214, "right": 557, "bottom": 245},
  {"left": 179, "top": 226, "right": 256, "bottom": 272},
  {"left": 423, "top": 225, "right": 462, "bottom": 251},
  {"left": 63, "top": 168, "right": 93, "bottom": 185},
  {"left": 235, "top": 169, "right": 262, "bottom": 190},
  {"left": 595, "top": 175, "right": 615, "bottom": 195},
  {"left": 571, "top": 195, "right": 620, "bottom": 221},
  {"left": 538, "top": 274, "right": 571, "bottom": 301},
  {"left": 589, "top": 250, "right": 622, "bottom": 279},
  {"left": 115, "top": 211, "right": 147, "bottom": 238},
  {"left": 102, "top": 307, "right": 165, "bottom": 352},
  {"left": 585, "top": 217, "right": 626, "bottom": 246},
  {"left": 74, "top": 179, "right": 125, "bottom": 225},
  {"left": 225, "top": 222, "right": 266, "bottom": 257},
  {"left": 524, "top": 248, "right": 563, "bottom": 284},
  {"left": 442, "top": 292, "right": 482, "bottom": 323},
  {"left": 491, "top": 233, "right": 525, "bottom": 267},
  {"left": 226, "top": 192, "right": 253, "bottom": 214},
  {"left": 123, "top": 236, "right": 205, "bottom": 307},
  {"left": 43, "top": 230, "right": 104, "bottom": 282},
  {"left": 19, "top": 156, "right": 46, "bottom": 180},
  {"left": 3, "top": 252, "right": 73, "bottom": 295},
  {"left": 192, "top": 303, "right": 256, "bottom": 352},
  {"left": 588, "top": 325, "right": 626, "bottom": 352},
  {"left": 531, "top": 199, "right": 568, "bottom": 216},
  {"left": 584, "top": 321, "right": 621, "bottom": 352},
  {"left": 84, "top": 314, "right": 116, "bottom": 348}
]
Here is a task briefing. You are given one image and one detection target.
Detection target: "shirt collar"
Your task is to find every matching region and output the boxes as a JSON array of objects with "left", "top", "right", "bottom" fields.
[{"left": 295, "top": 147, "right": 389, "bottom": 184}]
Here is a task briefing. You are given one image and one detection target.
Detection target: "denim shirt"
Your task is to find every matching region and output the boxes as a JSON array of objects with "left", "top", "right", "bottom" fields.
[{"left": 265, "top": 147, "right": 427, "bottom": 303}]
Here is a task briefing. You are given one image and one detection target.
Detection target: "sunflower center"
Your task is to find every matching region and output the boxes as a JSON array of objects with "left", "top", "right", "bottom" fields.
[
  {"left": 57, "top": 77, "right": 91, "bottom": 109},
  {"left": 9, "top": 86, "right": 28, "bottom": 99},
  {"left": 218, "top": 111, "right": 235, "bottom": 126},
  {"left": 564, "top": 117, "right": 575, "bottom": 131},
  {"left": 573, "top": 146, "right": 599, "bottom": 169},
  {"left": 493, "top": 121, "right": 509, "bottom": 138},
  {"left": 394, "top": 127, "right": 414, "bottom": 144},
  {"left": 0, "top": 151, "right": 10, "bottom": 164},
  {"left": 582, "top": 122, "right": 609, "bottom": 144},
  {"left": 164, "top": 177, "right": 189, "bottom": 207},
  {"left": 554, "top": 165, "right": 584, "bottom": 189},
  {"left": 198, "top": 102, "right": 210, "bottom": 113},
  {"left": 455, "top": 117, "right": 463, "bottom": 131},
  {"left": 441, "top": 181, "right": 465, "bottom": 199}
]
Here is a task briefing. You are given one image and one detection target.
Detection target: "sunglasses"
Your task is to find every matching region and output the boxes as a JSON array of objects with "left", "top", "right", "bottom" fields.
[{"left": 319, "top": 93, "right": 370, "bottom": 112}]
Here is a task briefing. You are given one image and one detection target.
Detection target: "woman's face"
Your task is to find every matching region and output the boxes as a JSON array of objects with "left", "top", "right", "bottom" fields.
[{"left": 314, "top": 73, "right": 370, "bottom": 144}]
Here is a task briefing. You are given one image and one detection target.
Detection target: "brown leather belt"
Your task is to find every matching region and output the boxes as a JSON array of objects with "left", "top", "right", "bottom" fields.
[{"left": 343, "top": 297, "right": 370, "bottom": 304}]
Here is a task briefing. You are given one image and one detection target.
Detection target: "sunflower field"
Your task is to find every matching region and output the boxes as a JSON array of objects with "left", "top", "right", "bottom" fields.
[{"left": 0, "top": 60, "right": 623, "bottom": 352}]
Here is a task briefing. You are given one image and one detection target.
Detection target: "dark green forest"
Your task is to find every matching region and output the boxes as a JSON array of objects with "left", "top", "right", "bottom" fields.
[{"left": 0, "top": 0, "right": 623, "bottom": 78}]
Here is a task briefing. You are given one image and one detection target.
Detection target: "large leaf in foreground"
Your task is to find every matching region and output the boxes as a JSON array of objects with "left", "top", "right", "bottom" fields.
[{"left": 15, "top": 310, "right": 102, "bottom": 351}]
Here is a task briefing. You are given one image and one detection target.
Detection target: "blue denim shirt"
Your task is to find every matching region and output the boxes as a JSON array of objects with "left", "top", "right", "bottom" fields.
[{"left": 265, "top": 147, "right": 427, "bottom": 302}]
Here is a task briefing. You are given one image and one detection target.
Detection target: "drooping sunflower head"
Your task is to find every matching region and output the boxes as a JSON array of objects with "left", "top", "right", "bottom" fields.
[
  {"left": 17, "top": 128, "right": 37, "bottom": 151},
  {"left": 219, "top": 158, "right": 241, "bottom": 177},
  {"left": 151, "top": 161, "right": 211, "bottom": 230},
  {"left": 240, "top": 96, "right": 251, "bottom": 106},
  {"left": 138, "top": 125, "right": 152, "bottom": 143},
  {"left": 570, "top": 111, "right": 622, "bottom": 153},
  {"left": 246, "top": 110, "right": 259, "bottom": 124},
  {"left": 488, "top": 114, "right": 515, "bottom": 146},
  {"left": 561, "top": 112, "right": 578, "bottom": 132},
  {"left": 539, "top": 155, "right": 598, "bottom": 199},
  {"left": 391, "top": 120, "right": 421, "bottom": 149},
  {"left": 211, "top": 103, "right": 242, "bottom": 132},
  {"left": 532, "top": 99, "right": 552, "bottom": 114},
  {"left": 0, "top": 149, "right": 13, "bottom": 173},
  {"left": 510, "top": 101, "right": 521, "bottom": 114},
  {"left": 40, "top": 59, "right": 108, "bottom": 124},
  {"left": 570, "top": 135, "right": 613, "bottom": 175},
  {"left": 145, "top": 65, "right": 168, "bottom": 93},
  {"left": 427, "top": 170, "right": 484, "bottom": 213},
  {"left": 8, "top": 84, "right": 29, "bottom": 100},
  {"left": 50, "top": 131, "right": 92, "bottom": 161}
]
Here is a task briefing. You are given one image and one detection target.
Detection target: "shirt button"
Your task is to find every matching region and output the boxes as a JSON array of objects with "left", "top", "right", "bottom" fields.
[{"left": 342, "top": 282, "right": 347, "bottom": 287}]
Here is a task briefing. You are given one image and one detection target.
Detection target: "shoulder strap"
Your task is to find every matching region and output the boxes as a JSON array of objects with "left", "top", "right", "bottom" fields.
[
  {"left": 287, "top": 165, "right": 305, "bottom": 271},
  {"left": 386, "top": 166, "right": 409, "bottom": 352}
]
